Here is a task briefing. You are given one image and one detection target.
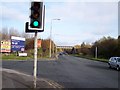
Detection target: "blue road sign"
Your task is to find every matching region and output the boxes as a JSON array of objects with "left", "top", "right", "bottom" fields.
[{"left": 11, "top": 36, "right": 25, "bottom": 52}]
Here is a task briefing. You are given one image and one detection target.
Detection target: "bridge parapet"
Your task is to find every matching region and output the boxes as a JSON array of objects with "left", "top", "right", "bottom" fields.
[{"left": 57, "top": 46, "right": 73, "bottom": 49}]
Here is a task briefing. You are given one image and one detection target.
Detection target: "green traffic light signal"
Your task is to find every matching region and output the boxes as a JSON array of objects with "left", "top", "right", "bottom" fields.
[
  {"left": 30, "top": 2, "right": 43, "bottom": 29},
  {"left": 33, "top": 21, "right": 39, "bottom": 27}
]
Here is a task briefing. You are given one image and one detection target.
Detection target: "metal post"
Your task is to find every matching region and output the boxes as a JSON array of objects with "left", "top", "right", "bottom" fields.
[
  {"left": 55, "top": 45, "right": 58, "bottom": 59},
  {"left": 34, "top": 31, "right": 38, "bottom": 88},
  {"left": 49, "top": 20, "right": 52, "bottom": 58},
  {"left": 56, "top": 45, "right": 57, "bottom": 54},
  {"left": 95, "top": 46, "right": 98, "bottom": 59},
  {"left": 55, "top": 45, "right": 57, "bottom": 55},
  {"left": 49, "top": 19, "right": 60, "bottom": 58},
  {"left": 53, "top": 43, "right": 54, "bottom": 56}
]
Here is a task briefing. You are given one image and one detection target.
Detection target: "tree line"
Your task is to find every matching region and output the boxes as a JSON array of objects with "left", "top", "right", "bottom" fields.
[
  {"left": 0, "top": 27, "right": 56, "bottom": 58},
  {"left": 1, "top": 27, "right": 120, "bottom": 59},
  {"left": 69, "top": 36, "right": 120, "bottom": 59}
]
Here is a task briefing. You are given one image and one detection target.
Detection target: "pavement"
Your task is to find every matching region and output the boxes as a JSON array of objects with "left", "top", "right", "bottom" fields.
[{"left": 2, "top": 68, "right": 63, "bottom": 89}]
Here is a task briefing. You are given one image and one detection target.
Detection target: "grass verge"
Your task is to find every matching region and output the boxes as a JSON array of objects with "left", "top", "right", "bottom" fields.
[
  {"left": 2, "top": 54, "right": 54, "bottom": 61},
  {"left": 2, "top": 54, "right": 31, "bottom": 60},
  {"left": 71, "top": 54, "right": 108, "bottom": 63}
]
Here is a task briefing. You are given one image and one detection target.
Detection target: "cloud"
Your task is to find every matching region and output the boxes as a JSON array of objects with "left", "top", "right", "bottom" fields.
[
  {"left": 1, "top": 4, "right": 28, "bottom": 22},
  {"left": 46, "top": 2, "right": 117, "bottom": 23},
  {"left": 53, "top": 32, "right": 96, "bottom": 45},
  {"left": 45, "top": 2, "right": 118, "bottom": 45},
  {"left": 45, "top": 0, "right": 119, "bottom": 2},
  {"left": 1, "top": 0, "right": 30, "bottom": 2}
]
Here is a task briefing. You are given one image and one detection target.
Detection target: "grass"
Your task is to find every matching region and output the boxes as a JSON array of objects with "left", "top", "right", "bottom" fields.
[
  {"left": 2, "top": 54, "right": 31, "bottom": 60},
  {"left": 90, "top": 58, "right": 108, "bottom": 63},
  {"left": 1, "top": 53, "right": 52, "bottom": 61},
  {"left": 2, "top": 52, "right": 108, "bottom": 62},
  {"left": 71, "top": 54, "right": 108, "bottom": 63}
]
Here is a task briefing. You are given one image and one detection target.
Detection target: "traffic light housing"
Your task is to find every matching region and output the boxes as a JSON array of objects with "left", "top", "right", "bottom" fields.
[
  {"left": 30, "top": 2, "right": 43, "bottom": 29},
  {"left": 25, "top": 1, "right": 45, "bottom": 33}
]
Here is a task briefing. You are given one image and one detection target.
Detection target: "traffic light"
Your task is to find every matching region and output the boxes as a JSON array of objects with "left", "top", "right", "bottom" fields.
[
  {"left": 30, "top": 2, "right": 43, "bottom": 29},
  {"left": 25, "top": 1, "right": 45, "bottom": 33}
]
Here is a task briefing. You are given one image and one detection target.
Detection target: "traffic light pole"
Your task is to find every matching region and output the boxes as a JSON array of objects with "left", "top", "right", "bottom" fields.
[
  {"left": 25, "top": 2, "right": 45, "bottom": 88},
  {"left": 34, "top": 31, "right": 38, "bottom": 88}
]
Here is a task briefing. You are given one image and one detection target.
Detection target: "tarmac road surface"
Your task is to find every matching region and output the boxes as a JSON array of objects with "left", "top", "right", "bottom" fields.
[{"left": 2, "top": 55, "right": 119, "bottom": 88}]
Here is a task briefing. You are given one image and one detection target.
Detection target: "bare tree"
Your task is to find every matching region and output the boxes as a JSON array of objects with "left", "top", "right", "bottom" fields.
[
  {"left": 9, "top": 27, "right": 20, "bottom": 37},
  {"left": 2, "top": 27, "right": 9, "bottom": 40},
  {"left": 21, "top": 31, "right": 34, "bottom": 39}
]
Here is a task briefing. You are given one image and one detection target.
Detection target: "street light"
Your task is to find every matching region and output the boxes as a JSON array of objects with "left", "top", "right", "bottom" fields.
[{"left": 49, "top": 19, "right": 61, "bottom": 58}]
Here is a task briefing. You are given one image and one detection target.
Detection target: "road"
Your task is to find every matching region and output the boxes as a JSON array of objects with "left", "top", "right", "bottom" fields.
[{"left": 2, "top": 55, "right": 119, "bottom": 88}]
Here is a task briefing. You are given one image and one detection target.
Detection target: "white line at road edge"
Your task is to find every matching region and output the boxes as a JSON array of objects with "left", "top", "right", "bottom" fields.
[{"left": 1, "top": 68, "right": 63, "bottom": 88}]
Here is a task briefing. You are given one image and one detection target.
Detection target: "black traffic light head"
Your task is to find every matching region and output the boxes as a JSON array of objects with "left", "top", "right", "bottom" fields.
[{"left": 30, "top": 2, "right": 43, "bottom": 29}]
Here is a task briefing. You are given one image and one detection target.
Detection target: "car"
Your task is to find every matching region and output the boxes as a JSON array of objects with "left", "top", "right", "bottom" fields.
[
  {"left": 59, "top": 52, "right": 63, "bottom": 55},
  {"left": 108, "top": 57, "right": 120, "bottom": 71},
  {"left": 63, "top": 52, "right": 68, "bottom": 55}
]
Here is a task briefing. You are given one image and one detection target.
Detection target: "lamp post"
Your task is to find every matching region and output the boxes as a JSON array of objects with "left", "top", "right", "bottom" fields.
[{"left": 49, "top": 19, "right": 60, "bottom": 58}]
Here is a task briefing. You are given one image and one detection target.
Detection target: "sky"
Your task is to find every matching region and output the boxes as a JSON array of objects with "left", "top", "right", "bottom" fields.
[{"left": 0, "top": 0, "right": 119, "bottom": 46}]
